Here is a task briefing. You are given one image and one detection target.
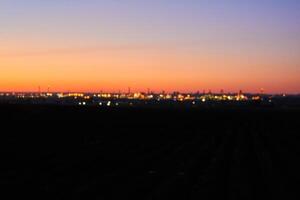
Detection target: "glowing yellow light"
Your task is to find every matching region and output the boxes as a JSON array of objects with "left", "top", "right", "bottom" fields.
[
  {"left": 57, "top": 93, "right": 64, "bottom": 98},
  {"left": 147, "top": 95, "right": 154, "bottom": 99},
  {"left": 252, "top": 96, "right": 260, "bottom": 100},
  {"left": 166, "top": 94, "right": 172, "bottom": 99},
  {"left": 134, "top": 93, "right": 141, "bottom": 99}
]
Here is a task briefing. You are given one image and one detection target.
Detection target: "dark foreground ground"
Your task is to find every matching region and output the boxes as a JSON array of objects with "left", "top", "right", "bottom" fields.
[{"left": 1, "top": 104, "right": 300, "bottom": 199}]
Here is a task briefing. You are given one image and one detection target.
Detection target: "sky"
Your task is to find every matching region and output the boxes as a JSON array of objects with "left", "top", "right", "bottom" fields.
[{"left": 0, "top": 0, "right": 299, "bottom": 93}]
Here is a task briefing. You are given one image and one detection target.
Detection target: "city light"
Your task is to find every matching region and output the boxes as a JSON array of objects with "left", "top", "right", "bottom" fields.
[{"left": 0, "top": 90, "right": 282, "bottom": 107}]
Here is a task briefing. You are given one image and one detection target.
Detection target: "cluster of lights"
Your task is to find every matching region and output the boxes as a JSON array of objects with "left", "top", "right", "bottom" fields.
[
  {"left": 252, "top": 96, "right": 261, "bottom": 100},
  {"left": 0, "top": 93, "right": 14, "bottom": 96},
  {"left": 197, "top": 93, "right": 248, "bottom": 102},
  {"left": 78, "top": 101, "right": 121, "bottom": 107},
  {"left": 0, "top": 91, "right": 283, "bottom": 106},
  {"left": 68, "top": 93, "right": 84, "bottom": 97}
]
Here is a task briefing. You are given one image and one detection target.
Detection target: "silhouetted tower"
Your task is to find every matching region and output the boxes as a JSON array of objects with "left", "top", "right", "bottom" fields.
[
  {"left": 38, "top": 86, "right": 41, "bottom": 96},
  {"left": 238, "top": 90, "right": 243, "bottom": 98},
  {"left": 128, "top": 87, "right": 131, "bottom": 95},
  {"left": 239, "top": 90, "right": 243, "bottom": 95}
]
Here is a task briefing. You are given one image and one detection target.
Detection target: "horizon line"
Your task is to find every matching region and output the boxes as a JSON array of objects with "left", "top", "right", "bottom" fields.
[{"left": 0, "top": 90, "right": 298, "bottom": 95}]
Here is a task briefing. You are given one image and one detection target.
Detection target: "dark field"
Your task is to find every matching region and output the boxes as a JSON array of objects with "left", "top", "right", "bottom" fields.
[{"left": 1, "top": 104, "right": 300, "bottom": 199}]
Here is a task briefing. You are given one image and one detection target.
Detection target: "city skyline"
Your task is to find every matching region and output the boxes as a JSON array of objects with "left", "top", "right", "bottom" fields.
[{"left": 1, "top": 1, "right": 299, "bottom": 94}]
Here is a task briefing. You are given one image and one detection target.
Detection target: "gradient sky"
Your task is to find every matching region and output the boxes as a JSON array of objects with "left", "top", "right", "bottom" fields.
[{"left": 0, "top": 0, "right": 299, "bottom": 93}]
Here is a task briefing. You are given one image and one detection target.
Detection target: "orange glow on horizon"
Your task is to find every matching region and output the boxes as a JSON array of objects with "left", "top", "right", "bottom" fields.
[{"left": 1, "top": 41, "right": 299, "bottom": 94}]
